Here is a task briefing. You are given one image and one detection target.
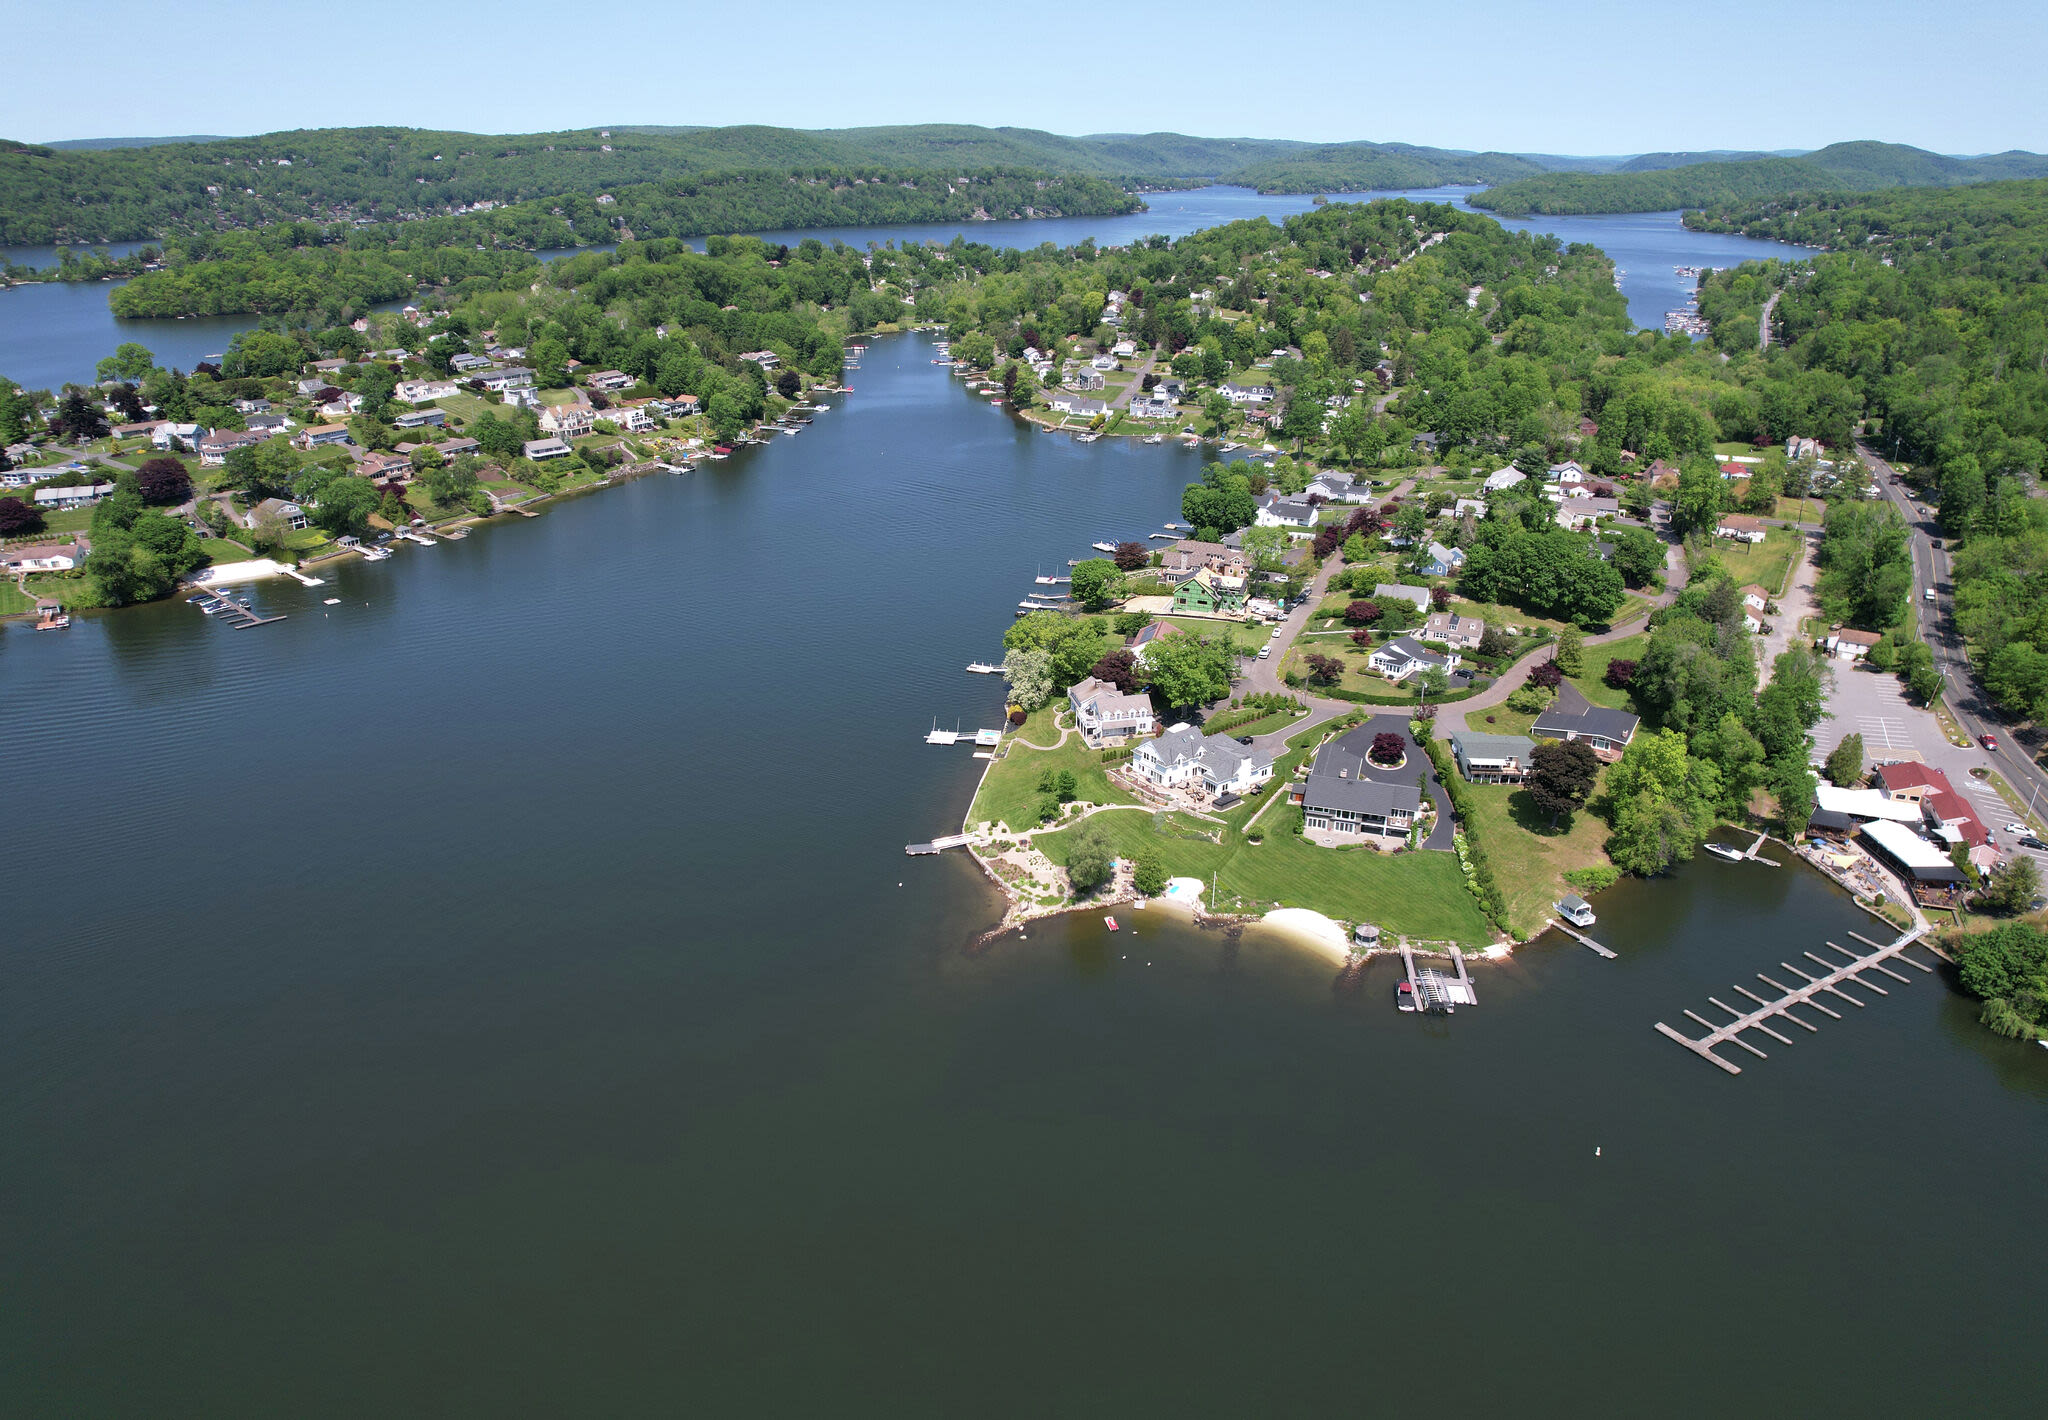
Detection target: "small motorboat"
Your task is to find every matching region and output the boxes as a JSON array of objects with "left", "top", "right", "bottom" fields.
[
  {"left": 1556, "top": 895, "right": 1597, "bottom": 928},
  {"left": 1703, "top": 842, "right": 1747, "bottom": 862},
  {"left": 1396, "top": 981, "right": 1416, "bottom": 1013},
  {"left": 1091, "top": 541, "right": 1117, "bottom": 553},
  {"left": 1104, "top": 916, "right": 1119, "bottom": 932}
]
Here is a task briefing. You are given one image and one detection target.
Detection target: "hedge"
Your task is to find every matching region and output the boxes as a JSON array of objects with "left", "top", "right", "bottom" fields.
[{"left": 1419, "top": 737, "right": 1509, "bottom": 932}]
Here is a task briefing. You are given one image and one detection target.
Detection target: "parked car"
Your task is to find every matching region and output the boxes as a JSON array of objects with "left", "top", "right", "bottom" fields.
[
  {"left": 1236, "top": 735, "right": 1255, "bottom": 745},
  {"left": 2020, "top": 835, "right": 2048, "bottom": 852},
  {"left": 1979, "top": 733, "right": 1999, "bottom": 750}
]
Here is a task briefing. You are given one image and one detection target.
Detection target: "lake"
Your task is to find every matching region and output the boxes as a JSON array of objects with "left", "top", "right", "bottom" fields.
[
  {"left": 0, "top": 187, "right": 1809, "bottom": 392},
  {"left": 4, "top": 332, "right": 2046, "bottom": 1414}
]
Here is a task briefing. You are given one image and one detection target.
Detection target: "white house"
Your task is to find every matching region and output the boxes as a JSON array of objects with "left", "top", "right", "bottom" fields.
[
  {"left": 1742, "top": 584, "right": 1769, "bottom": 615},
  {"left": 153, "top": 422, "right": 206, "bottom": 450},
  {"left": 1827, "top": 628, "right": 1882, "bottom": 661},
  {"left": 1090, "top": 353, "right": 1117, "bottom": 372},
  {"left": 1482, "top": 467, "right": 1526, "bottom": 493},
  {"left": 1255, "top": 497, "right": 1316, "bottom": 530},
  {"left": 523, "top": 437, "right": 574, "bottom": 461},
  {"left": 1304, "top": 472, "right": 1370, "bottom": 503},
  {"left": 1715, "top": 514, "right": 1767, "bottom": 543},
  {"left": 1068, "top": 676, "right": 1154, "bottom": 745},
  {"left": 478, "top": 367, "right": 536, "bottom": 392},
  {"left": 1548, "top": 460, "right": 1588, "bottom": 486},
  {"left": 538, "top": 403, "right": 595, "bottom": 438},
  {"left": 1131, "top": 723, "right": 1273, "bottom": 798},
  {"left": 242, "top": 497, "right": 309, "bottom": 531},
  {"left": 1452, "top": 497, "right": 1487, "bottom": 519},
  {"left": 1554, "top": 495, "right": 1618, "bottom": 529},
  {"left": 586, "top": 370, "right": 635, "bottom": 391},
  {"left": 1047, "top": 393, "right": 1107, "bottom": 417},
  {"left": 1369, "top": 635, "right": 1457, "bottom": 682},
  {"left": 394, "top": 379, "right": 459, "bottom": 405},
  {"left": 0, "top": 542, "right": 82, "bottom": 573},
  {"left": 1219, "top": 382, "right": 1276, "bottom": 405}
]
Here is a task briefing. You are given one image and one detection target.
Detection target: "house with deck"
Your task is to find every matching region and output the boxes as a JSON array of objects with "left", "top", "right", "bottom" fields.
[
  {"left": 1293, "top": 732, "right": 1424, "bottom": 843},
  {"left": 1068, "top": 676, "right": 1154, "bottom": 746},
  {"left": 1449, "top": 731, "right": 1537, "bottom": 784},
  {"left": 1131, "top": 723, "right": 1273, "bottom": 798},
  {"left": 1531, "top": 683, "right": 1638, "bottom": 760},
  {"left": 1369, "top": 635, "right": 1456, "bottom": 682}
]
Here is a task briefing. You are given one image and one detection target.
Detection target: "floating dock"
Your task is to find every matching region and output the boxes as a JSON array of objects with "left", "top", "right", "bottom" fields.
[
  {"left": 1547, "top": 919, "right": 1617, "bottom": 958},
  {"left": 1654, "top": 928, "right": 1932, "bottom": 1075},
  {"left": 905, "top": 834, "right": 972, "bottom": 856},
  {"left": 966, "top": 662, "right": 1003, "bottom": 675}
]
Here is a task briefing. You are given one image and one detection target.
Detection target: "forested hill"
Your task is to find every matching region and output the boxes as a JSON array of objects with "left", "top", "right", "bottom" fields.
[
  {"left": 0, "top": 123, "right": 1594, "bottom": 244},
  {"left": 1469, "top": 141, "right": 2048, "bottom": 216}
]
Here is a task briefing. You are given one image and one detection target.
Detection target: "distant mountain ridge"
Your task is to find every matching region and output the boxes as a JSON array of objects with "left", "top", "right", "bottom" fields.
[{"left": 1471, "top": 140, "right": 2048, "bottom": 215}]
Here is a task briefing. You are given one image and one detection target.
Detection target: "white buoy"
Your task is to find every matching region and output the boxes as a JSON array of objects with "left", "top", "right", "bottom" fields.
[{"left": 1595, "top": 1147, "right": 1602, "bottom": 1157}]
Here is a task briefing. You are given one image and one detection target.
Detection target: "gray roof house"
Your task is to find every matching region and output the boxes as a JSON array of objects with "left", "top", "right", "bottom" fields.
[
  {"left": 1131, "top": 723, "right": 1274, "bottom": 797},
  {"left": 1532, "top": 682, "right": 1639, "bottom": 761},
  {"left": 1374, "top": 583, "right": 1434, "bottom": 613},
  {"left": 1419, "top": 612, "right": 1486, "bottom": 650},
  {"left": 1368, "top": 635, "right": 1456, "bottom": 682},
  {"left": 1295, "top": 735, "right": 1424, "bottom": 842},
  {"left": 1449, "top": 731, "right": 1537, "bottom": 784}
]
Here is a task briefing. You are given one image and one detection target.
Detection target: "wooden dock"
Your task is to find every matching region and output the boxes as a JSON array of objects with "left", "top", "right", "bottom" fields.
[
  {"left": 1654, "top": 927, "right": 1933, "bottom": 1075},
  {"left": 906, "top": 834, "right": 972, "bottom": 856},
  {"left": 1546, "top": 919, "right": 1617, "bottom": 959},
  {"left": 1745, "top": 832, "right": 1782, "bottom": 866}
]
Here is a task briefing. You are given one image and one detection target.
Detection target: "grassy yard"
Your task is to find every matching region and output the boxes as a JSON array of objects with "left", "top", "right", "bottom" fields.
[
  {"left": 32, "top": 507, "right": 94, "bottom": 537},
  {"left": 200, "top": 538, "right": 256, "bottom": 563},
  {"left": 1773, "top": 495, "right": 1824, "bottom": 525},
  {"left": 1161, "top": 615, "right": 1268, "bottom": 654},
  {"left": 1035, "top": 806, "right": 1491, "bottom": 944},
  {"left": 1710, "top": 525, "right": 1800, "bottom": 595},
  {"left": 1574, "top": 633, "right": 1648, "bottom": 711},
  {"left": 1462, "top": 779, "right": 1616, "bottom": 940},
  {"left": 0, "top": 580, "right": 35, "bottom": 615},
  {"left": 966, "top": 706, "right": 1139, "bottom": 833}
]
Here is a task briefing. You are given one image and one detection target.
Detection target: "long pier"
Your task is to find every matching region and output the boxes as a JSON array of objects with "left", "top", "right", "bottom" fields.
[
  {"left": 906, "top": 834, "right": 972, "bottom": 856},
  {"left": 1547, "top": 919, "right": 1617, "bottom": 959},
  {"left": 1654, "top": 927, "right": 1933, "bottom": 1075}
]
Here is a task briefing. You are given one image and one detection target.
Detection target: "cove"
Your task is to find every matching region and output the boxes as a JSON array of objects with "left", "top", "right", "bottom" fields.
[{"left": 4, "top": 332, "right": 2047, "bottom": 1414}]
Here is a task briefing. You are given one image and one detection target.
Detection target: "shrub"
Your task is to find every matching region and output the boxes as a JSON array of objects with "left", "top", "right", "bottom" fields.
[
  {"left": 1564, "top": 865, "right": 1621, "bottom": 894},
  {"left": 1343, "top": 599, "right": 1382, "bottom": 626},
  {"left": 1604, "top": 658, "right": 1638, "bottom": 690}
]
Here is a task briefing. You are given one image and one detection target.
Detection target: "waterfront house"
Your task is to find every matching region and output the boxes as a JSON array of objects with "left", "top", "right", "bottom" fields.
[
  {"left": 1449, "top": 731, "right": 1536, "bottom": 784},
  {"left": 1156, "top": 378, "right": 1188, "bottom": 402},
  {"left": 1419, "top": 612, "right": 1485, "bottom": 651},
  {"left": 1295, "top": 732, "right": 1423, "bottom": 842},
  {"left": 432, "top": 436, "right": 481, "bottom": 459},
  {"left": 393, "top": 407, "right": 447, "bottom": 430},
  {"left": 450, "top": 352, "right": 492, "bottom": 373},
  {"left": 538, "top": 403, "right": 595, "bottom": 439},
  {"left": 1825, "top": 628, "right": 1881, "bottom": 661},
  {"left": 1064, "top": 367, "right": 1106, "bottom": 391},
  {"left": 1857, "top": 818, "right": 1966, "bottom": 885},
  {"left": 523, "top": 438, "right": 574, "bottom": 461},
  {"left": 242, "top": 498, "right": 309, "bottom": 532},
  {"left": 585, "top": 370, "right": 634, "bottom": 392},
  {"left": 0, "top": 542, "right": 83, "bottom": 573},
  {"left": 1715, "top": 514, "right": 1767, "bottom": 544},
  {"left": 1304, "top": 471, "right": 1369, "bottom": 504},
  {"left": 1047, "top": 393, "right": 1107, "bottom": 417},
  {"left": 1421, "top": 541, "right": 1465, "bottom": 576},
  {"left": 1219, "top": 382, "right": 1276, "bottom": 405},
  {"left": 1128, "top": 395, "right": 1176, "bottom": 420},
  {"left": 1254, "top": 497, "right": 1315, "bottom": 530},
  {"left": 737, "top": 351, "right": 780, "bottom": 370},
  {"left": 1531, "top": 682, "right": 1638, "bottom": 760},
  {"left": 1131, "top": 723, "right": 1273, "bottom": 798},
  {"left": 1374, "top": 583, "right": 1433, "bottom": 614},
  {"left": 1483, "top": 466, "right": 1526, "bottom": 493},
  {"left": 652, "top": 395, "right": 700, "bottom": 419},
  {"left": 1170, "top": 567, "right": 1247, "bottom": 616},
  {"left": 295, "top": 423, "right": 352, "bottom": 450},
  {"left": 478, "top": 367, "right": 536, "bottom": 393},
  {"left": 1811, "top": 783, "right": 1925, "bottom": 832},
  {"left": 1160, "top": 541, "right": 1248, "bottom": 583},
  {"left": 33, "top": 483, "right": 115, "bottom": 510},
  {"left": 606, "top": 405, "right": 656, "bottom": 433},
  {"left": 1067, "top": 676, "right": 1155, "bottom": 746},
  {"left": 1369, "top": 636, "right": 1455, "bottom": 682}
]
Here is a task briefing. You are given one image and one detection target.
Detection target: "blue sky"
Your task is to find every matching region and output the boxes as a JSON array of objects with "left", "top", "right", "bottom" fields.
[{"left": 8, "top": 0, "right": 2044, "bottom": 155}]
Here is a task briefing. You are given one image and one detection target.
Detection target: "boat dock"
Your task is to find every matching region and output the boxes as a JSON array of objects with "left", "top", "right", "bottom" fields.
[
  {"left": 1547, "top": 919, "right": 1617, "bottom": 958},
  {"left": 966, "top": 662, "right": 1003, "bottom": 675},
  {"left": 905, "top": 834, "right": 972, "bottom": 856},
  {"left": 196, "top": 593, "right": 286, "bottom": 629},
  {"left": 1398, "top": 942, "right": 1476, "bottom": 1013},
  {"left": 1654, "top": 927, "right": 1933, "bottom": 1075},
  {"left": 1745, "top": 832, "right": 1780, "bottom": 865},
  {"left": 284, "top": 568, "right": 325, "bottom": 587}
]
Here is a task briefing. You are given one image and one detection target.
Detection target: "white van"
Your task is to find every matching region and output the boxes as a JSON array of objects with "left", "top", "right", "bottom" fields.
[
  {"left": 1257, "top": 646, "right": 1271, "bottom": 660},
  {"left": 1924, "top": 587, "right": 1936, "bottom": 603}
]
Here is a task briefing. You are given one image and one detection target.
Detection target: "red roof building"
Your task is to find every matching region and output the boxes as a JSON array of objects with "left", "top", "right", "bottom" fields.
[{"left": 1874, "top": 763, "right": 1954, "bottom": 801}]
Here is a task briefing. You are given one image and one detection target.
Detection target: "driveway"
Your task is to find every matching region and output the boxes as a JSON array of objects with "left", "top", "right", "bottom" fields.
[
  {"left": 1327, "top": 715, "right": 1458, "bottom": 850},
  {"left": 1757, "top": 529, "right": 1818, "bottom": 683}
]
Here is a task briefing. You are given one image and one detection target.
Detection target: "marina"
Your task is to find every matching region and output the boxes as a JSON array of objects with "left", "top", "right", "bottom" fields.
[{"left": 1654, "top": 928, "right": 1935, "bottom": 1075}]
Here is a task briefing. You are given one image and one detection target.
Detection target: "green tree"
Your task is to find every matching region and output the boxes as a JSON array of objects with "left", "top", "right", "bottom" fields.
[
  {"left": 1069, "top": 558, "right": 1123, "bottom": 611},
  {"left": 1604, "top": 729, "right": 1721, "bottom": 875},
  {"left": 1133, "top": 850, "right": 1168, "bottom": 897},
  {"left": 1976, "top": 856, "right": 2041, "bottom": 917},
  {"left": 1824, "top": 733, "right": 1864, "bottom": 787},
  {"left": 1672, "top": 457, "right": 1728, "bottom": 536},
  {"left": 1555, "top": 625, "right": 1584, "bottom": 677},
  {"left": 94, "top": 341, "right": 156, "bottom": 384},
  {"left": 1064, "top": 820, "right": 1115, "bottom": 894},
  {"left": 312, "top": 476, "right": 379, "bottom": 537},
  {"left": 1527, "top": 739, "right": 1600, "bottom": 828},
  {"left": 1144, "top": 631, "right": 1234, "bottom": 709}
]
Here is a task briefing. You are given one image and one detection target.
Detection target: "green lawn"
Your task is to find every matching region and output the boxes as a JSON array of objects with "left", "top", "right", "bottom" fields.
[
  {"left": 33, "top": 507, "right": 94, "bottom": 537},
  {"left": 966, "top": 706, "right": 1139, "bottom": 833},
  {"left": 1574, "top": 633, "right": 1648, "bottom": 710},
  {"left": 1036, "top": 806, "right": 1491, "bottom": 944},
  {"left": 1161, "top": 615, "right": 1268, "bottom": 653},
  {"left": 200, "top": 538, "right": 256, "bottom": 563},
  {"left": 0, "top": 580, "right": 35, "bottom": 615},
  {"left": 436, "top": 392, "right": 496, "bottom": 424},
  {"left": 1462, "top": 779, "right": 1615, "bottom": 941},
  {"left": 1773, "top": 496, "right": 1824, "bottom": 525},
  {"left": 1712, "top": 525, "right": 1799, "bottom": 595}
]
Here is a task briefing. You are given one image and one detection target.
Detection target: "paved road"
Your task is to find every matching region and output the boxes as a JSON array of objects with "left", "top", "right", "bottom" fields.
[
  {"left": 1760, "top": 289, "right": 1781, "bottom": 351},
  {"left": 1106, "top": 354, "right": 1157, "bottom": 411},
  {"left": 1859, "top": 442, "right": 2048, "bottom": 829}
]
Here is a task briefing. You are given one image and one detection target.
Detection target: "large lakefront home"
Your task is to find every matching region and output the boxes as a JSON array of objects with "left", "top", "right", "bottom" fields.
[
  {"left": 1132, "top": 723, "right": 1274, "bottom": 799},
  {"left": 1293, "top": 728, "right": 1423, "bottom": 843},
  {"left": 1170, "top": 566, "right": 1247, "bottom": 616},
  {"left": 1068, "top": 676, "right": 1154, "bottom": 746},
  {"left": 1531, "top": 682, "right": 1639, "bottom": 760},
  {"left": 1449, "top": 731, "right": 1537, "bottom": 784}
]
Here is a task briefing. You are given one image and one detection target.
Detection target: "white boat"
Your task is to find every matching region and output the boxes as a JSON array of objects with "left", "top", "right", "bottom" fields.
[
  {"left": 966, "top": 662, "right": 1003, "bottom": 675},
  {"left": 1144, "top": 434, "right": 1163, "bottom": 444},
  {"left": 1556, "top": 896, "right": 1597, "bottom": 928},
  {"left": 1090, "top": 541, "right": 1117, "bottom": 553},
  {"left": 1702, "top": 842, "right": 1748, "bottom": 862}
]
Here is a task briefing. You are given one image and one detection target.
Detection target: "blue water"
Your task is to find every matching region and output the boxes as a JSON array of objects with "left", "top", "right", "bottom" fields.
[{"left": 0, "top": 186, "right": 1812, "bottom": 390}]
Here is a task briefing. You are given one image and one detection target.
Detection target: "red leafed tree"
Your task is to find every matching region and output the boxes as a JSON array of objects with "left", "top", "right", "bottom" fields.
[
  {"left": 1430, "top": 585, "right": 1451, "bottom": 609},
  {"left": 1604, "top": 658, "right": 1637, "bottom": 689},
  {"left": 136, "top": 457, "right": 193, "bottom": 506},
  {"left": 1369, "top": 732, "right": 1406, "bottom": 765},
  {"left": 1343, "top": 599, "right": 1382, "bottom": 626},
  {"left": 1113, "top": 541, "right": 1149, "bottom": 571},
  {"left": 1529, "top": 661, "right": 1564, "bottom": 688},
  {"left": 1349, "top": 628, "right": 1375, "bottom": 649},
  {"left": 1303, "top": 653, "right": 1344, "bottom": 685},
  {"left": 1090, "top": 648, "right": 1141, "bottom": 693}
]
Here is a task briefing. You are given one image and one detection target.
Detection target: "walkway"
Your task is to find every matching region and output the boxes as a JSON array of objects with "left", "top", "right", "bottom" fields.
[{"left": 1106, "top": 353, "right": 1158, "bottom": 411}]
